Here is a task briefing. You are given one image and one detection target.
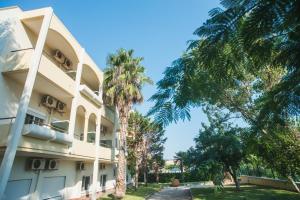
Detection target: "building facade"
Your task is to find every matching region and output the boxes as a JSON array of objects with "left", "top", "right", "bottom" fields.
[{"left": 0, "top": 6, "right": 120, "bottom": 200}]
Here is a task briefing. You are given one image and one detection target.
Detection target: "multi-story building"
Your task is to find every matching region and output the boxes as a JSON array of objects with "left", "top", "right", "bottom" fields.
[{"left": 0, "top": 6, "right": 120, "bottom": 200}]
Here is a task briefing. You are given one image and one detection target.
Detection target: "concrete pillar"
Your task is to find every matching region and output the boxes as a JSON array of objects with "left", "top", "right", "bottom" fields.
[
  {"left": 83, "top": 113, "right": 89, "bottom": 142},
  {"left": 68, "top": 48, "right": 85, "bottom": 141},
  {"left": 98, "top": 74, "right": 103, "bottom": 98},
  {"left": 92, "top": 114, "right": 101, "bottom": 200},
  {"left": 0, "top": 8, "right": 53, "bottom": 198}
]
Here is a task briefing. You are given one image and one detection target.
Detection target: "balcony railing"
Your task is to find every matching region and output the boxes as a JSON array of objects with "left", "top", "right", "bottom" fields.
[
  {"left": 79, "top": 84, "right": 102, "bottom": 106},
  {"left": 23, "top": 119, "right": 72, "bottom": 145},
  {"left": 104, "top": 106, "right": 115, "bottom": 123},
  {"left": 100, "top": 140, "right": 113, "bottom": 148},
  {"left": 74, "top": 132, "right": 84, "bottom": 141},
  {"left": 87, "top": 132, "right": 114, "bottom": 147}
]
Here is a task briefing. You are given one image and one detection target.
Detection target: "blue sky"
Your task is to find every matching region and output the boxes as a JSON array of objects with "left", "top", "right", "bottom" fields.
[{"left": 1, "top": 0, "right": 221, "bottom": 159}]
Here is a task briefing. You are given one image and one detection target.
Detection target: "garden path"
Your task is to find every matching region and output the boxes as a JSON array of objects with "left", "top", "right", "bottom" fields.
[{"left": 147, "top": 186, "right": 192, "bottom": 200}]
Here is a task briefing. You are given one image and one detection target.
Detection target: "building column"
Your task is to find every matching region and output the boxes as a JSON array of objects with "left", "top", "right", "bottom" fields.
[
  {"left": 0, "top": 8, "right": 53, "bottom": 198},
  {"left": 83, "top": 113, "right": 89, "bottom": 142},
  {"left": 68, "top": 48, "right": 85, "bottom": 142},
  {"left": 92, "top": 114, "right": 101, "bottom": 200},
  {"left": 98, "top": 83, "right": 102, "bottom": 98}
]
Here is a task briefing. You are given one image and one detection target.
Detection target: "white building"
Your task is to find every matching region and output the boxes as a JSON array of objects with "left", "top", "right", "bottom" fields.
[{"left": 0, "top": 6, "right": 120, "bottom": 200}]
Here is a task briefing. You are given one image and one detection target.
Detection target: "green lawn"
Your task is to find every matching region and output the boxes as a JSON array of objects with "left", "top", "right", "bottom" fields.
[
  {"left": 99, "top": 183, "right": 165, "bottom": 200},
  {"left": 191, "top": 185, "right": 300, "bottom": 200}
]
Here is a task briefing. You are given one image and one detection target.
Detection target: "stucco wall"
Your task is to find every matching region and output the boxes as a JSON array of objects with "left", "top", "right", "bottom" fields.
[
  {"left": 99, "top": 163, "right": 116, "bottom": 191},
  {"left": 240, "top": 175, "right": 300, "bottom": 192},
  {"left": 3, "top": 156, "right": 115, "bottom": 199}
]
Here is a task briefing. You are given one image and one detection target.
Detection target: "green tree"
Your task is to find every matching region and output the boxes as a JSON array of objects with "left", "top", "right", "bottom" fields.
[
  {"left": 103, "top": 49, "right": 152, "bottom": 198},
  {"left": 127, "top": 111, "right": 150, "bottom": 190},
  {"left": 127, "top": 112, "right": 166, "bottom": 187},
  {"left": 148, "top": 123, "right": 166, "bottom": 183},
  {"left": 148, "top": 0, "right": 300, "bottom": 192},
  {"left": 194, "top": 107, "right": 245, "bottom": 190}
]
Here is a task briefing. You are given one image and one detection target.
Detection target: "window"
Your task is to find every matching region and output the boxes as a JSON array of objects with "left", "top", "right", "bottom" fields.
[
  {"left": 100, "top": 175, "right": 107, "bottom": 187},
  {"left": 100, "top": 140, "right": 112, "bottom": 148},
  {"left": 115, "top": 138, "right": 119, "bottom": 149},
  {"left": 81, "top": 176, "right": 90, "bottom": 191},
  {"left": 113, "top": 167, "right": 116, "bottom": 177},
  {"left": 87, "top": 132, "right": 96, "bottom": 144},
  {"left": 99, "top": 163, "right": 105, "bottom": 170},
  {"left": 24, "top": 114, "right": 45, "bottom": 126}
]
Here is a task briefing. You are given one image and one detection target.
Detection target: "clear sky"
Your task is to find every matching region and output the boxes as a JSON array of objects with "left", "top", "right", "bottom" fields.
[{"left": 1, "top": 0, "right": 221, "bottom": 159}]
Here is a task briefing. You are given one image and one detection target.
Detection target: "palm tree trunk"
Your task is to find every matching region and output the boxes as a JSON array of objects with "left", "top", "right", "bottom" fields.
[
  {"left": 180, "top": 162, "right": 184, "bottom": 182},
  {"left": 115, "top": 114, "right": 128, "bottom": 198}
]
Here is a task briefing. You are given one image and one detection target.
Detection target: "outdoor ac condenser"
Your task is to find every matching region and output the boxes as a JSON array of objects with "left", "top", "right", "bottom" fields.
[{"left": 27, "top": 158, "right": 46, "bottom": 170}]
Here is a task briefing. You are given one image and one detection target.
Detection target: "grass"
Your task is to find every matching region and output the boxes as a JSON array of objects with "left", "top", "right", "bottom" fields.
[
  {"left": 99, "top": 183, "right": 166, "bottom": 200},
  {"left": 191, "top": 185, "right": 300, "bottom": 200}
]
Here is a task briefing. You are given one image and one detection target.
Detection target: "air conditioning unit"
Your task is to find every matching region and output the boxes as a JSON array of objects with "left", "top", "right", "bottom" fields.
[
  {"left": 46, "top": 159, "right": 59, "bottom": 170},
  {"left": 76, "top": 162, "right": 85, "bottom": 171},
  {"left": 54, "top": 49, "right": 65, "bottom": 64},
  {"left": 56, "top": 101, "right": 66, "bottom": 113},
  {"left": 62, "top": 58, "right": 72, "bottom": 70},
  {"left": 27, "top": 158, "right": 46, "bottom": 170},
  {"left": 41, "top": 95, "right": 57, "bottom": 108}
]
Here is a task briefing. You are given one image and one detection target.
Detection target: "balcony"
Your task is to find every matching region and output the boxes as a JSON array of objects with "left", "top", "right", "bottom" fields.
[
  {"left": 0, "top": 116, "right": 72, "bottom": 156},
  {"left": 104, "top": 106, "right": 115, "bottom": 123},
  {"left": 79, "top": 84, "right": 102, "bottom": 107},
  {"left": 79, "top": 63, "right": 102, "bottom": 107},
  {"left": 2, "top": 49, "right": 76, "bottom": 97},
  {"left": 86, "top": 132, "right": 114, "bottom": 161},
  {"left": 22, "top": 120, "right": 72, "bottom": 145},
  {"left": 99, "top": 145, "right": 113, "bottom": 161},
  {"left": 72, "top": 139, "right": 97, "bottom": 159}
]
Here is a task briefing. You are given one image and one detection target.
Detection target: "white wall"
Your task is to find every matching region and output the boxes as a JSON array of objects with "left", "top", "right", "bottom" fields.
[
  {"left": 99, "top": 163, "right": 116, "bottom": 191},
  {"left": 2, "top": 156, "right": 99, "bottom": 199},
  {"left": 0, "top": 7, "right": 28, "bottom": 120}
]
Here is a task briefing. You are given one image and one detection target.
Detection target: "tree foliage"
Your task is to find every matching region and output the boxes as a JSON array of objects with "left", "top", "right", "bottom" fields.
[
  {"left": 127, "top": 111, "right": 166, "bottom": 187},
  {"left": 148, "top": 0, "right": 300, "bottom": 187},
  {"left": 196, "top": 107, "right": 245, "bottom": 190}
]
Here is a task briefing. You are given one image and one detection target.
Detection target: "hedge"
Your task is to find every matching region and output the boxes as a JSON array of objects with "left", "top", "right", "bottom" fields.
[{"left": 138, "top": 172, "right": 210, "bottom": 183}]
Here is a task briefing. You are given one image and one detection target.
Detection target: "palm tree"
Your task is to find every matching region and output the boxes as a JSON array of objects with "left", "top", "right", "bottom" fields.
[
  {"left": 174, "top": 151, "right": 187, "bottom": 182},
  {"left": 103, "top": 49, "right": 152, "bottom": 198}
]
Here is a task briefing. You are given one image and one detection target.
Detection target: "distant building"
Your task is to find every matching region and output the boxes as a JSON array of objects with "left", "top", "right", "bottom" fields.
[{"left": 161, "top": 159, "right": 182, "bottom": 173}]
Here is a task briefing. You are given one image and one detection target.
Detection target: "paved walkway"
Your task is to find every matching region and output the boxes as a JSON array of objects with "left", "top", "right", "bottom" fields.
[{"left": 147, "top": 187, "right": 192, "bottom": 200}]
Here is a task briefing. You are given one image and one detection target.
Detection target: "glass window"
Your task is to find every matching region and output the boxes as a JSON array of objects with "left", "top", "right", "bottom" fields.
[
  {"left": 24, "top": 114, "right": 45, "bottom": 126},
  {"left": 81, "top": 176, "right": 90, "bottom": 191},
  {"left": 100, "top": 175, "right": 107, "bottom": 187}
]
